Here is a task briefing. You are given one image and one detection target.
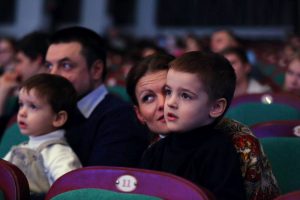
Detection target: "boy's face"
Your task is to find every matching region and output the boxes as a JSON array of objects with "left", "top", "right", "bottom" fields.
[
  {"left": 164, "top": 69, "right": 215, "bottom": 133},
  {"left": 17, "top": 88, "right": 58, "bottom": 137}
]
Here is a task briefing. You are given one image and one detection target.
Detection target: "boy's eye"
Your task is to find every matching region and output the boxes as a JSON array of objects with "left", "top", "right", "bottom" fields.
[
  {"left": 29, "top": 104, "right": 37, "bottom": 110},
  {"left": 164, "top": 87, "right": 172, "bottom": 96},
  {"left": 181, "top": 93, "right": 192, "bottom": 100},
  {"left": 18, "top": 102, "right": 23, "bottom": 107}
]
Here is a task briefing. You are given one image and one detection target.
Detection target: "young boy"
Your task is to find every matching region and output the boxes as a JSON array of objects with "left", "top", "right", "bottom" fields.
[
  {"left": 140, "top": 51, "right": 246, "bottom": 200},
  {"left": 3, "top": 73, "right": 82, "bottom": 194}
]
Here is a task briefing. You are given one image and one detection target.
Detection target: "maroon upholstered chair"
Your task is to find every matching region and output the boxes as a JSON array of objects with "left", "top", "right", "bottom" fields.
[
  {"left": 251, "top": 120, "right": 300, "bottom": 138},
  {"left": 274, "top": 190, "right": 300, "bottom": 200},
  {"left": 0, "top": 159, "right": 30, "bottom": 200},
  {"left": 45, "top": 166, "right": 214, "bottom": 200}
]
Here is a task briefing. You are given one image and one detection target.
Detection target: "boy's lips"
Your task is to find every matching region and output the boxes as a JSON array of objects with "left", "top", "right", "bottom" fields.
[
  {"left": 166, "top": 112, "right": 178, "bottom": 121},
  {"left": 18, "top": 121, "right": 27, "bottom": 129}
]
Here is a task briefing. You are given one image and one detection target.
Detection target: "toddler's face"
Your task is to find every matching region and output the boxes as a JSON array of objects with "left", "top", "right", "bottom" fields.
[
  {"left": 164, "top": 69, "right": 214, "bottom": 133},
  {"left": 17, "top": 88, "right": 57, "bottom": 136}
]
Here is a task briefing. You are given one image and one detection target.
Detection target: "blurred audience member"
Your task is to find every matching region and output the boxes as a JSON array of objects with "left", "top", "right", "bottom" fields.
[
  {"left": 283, "top": 53, "right": 300, "bottom": 96},
  {"left": 0, "top": 36, "right": 17, "bottom": 75},
  {"left": 210, "top": 29, "right": 239, "bottom": 53},
  {"left": 211, "top": 29, "right": 257, "bottom": 65},
  {"left": 183, "top": 34, "right": 204, "bottom": 52},
  {"left": 0, "top": 32, "right": 49, "bottom": 136},
  {"left": 221, "top": 47, "right": 271, "bottom": 97}
]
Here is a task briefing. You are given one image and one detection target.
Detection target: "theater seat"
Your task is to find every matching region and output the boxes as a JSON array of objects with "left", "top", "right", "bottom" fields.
[
  {"left": 274, "top": 190, "right": 300, "bottom": 200},
  {"left": 0, "top": 159, "right": 30, "bottom": 200},
  {"left": 45, "top": 166, "right": 214, "bottom": 200},
  {"left": 259, "top": 138, "right": 300, "bottom": 194},
  {"left": 251, "top": 120, "right": 300, "bottom": 138},
  {"left": 226, "top": 93, "right": 300, "bottom": 126}
]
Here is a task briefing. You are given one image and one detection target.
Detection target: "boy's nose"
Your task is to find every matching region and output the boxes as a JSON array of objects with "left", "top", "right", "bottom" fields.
[
  {"left": 18, "top": 107, "right": 27, "bottom": 117},
  {"left": 166, "top": 95, "right": 178, "bottom": 109}
]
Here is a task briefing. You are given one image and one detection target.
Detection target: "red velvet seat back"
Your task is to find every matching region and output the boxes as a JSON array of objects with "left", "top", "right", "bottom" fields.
[
  {"left": 46, "top": 166, "right": 215, "bottom": 200},
  {"left": 0, "top": 159, "right": 30, "bottom": 200},
  {"left": 251, "top": 120, "right": 300, "bottom": 138}
]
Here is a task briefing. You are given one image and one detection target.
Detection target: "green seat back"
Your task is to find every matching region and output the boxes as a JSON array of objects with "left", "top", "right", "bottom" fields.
[
  {"left": 0, "top": 123, "right": 28, "bottom": 158},
  {"left": 0, "top": 190, "right": 4, "bottom": 200},
  {"left": 51, "top": 188, "right": 162, "bottom": 200},
  {"left": 108, "top": 86, "right": 131, "bottom": 102},
  {"left": 226, "top": 103, "right": 300, "bottom": 126},
  {"left": 259, "top": 137, "right": 300, "bottom": 194}
]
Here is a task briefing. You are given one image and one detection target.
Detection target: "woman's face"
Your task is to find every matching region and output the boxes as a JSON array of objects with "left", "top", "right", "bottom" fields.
[{"left": 134, "top": 70, "right": 169, "bottom": 134}]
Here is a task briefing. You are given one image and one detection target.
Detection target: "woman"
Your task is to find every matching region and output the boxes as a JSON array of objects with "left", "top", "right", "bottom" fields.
[{"left": 126, "top": 53, "right": 280, "bottom": 200}]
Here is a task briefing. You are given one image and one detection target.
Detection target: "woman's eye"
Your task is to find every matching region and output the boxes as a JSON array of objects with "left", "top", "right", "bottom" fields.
[{"left": 142, "top": 95, "right": 154, "bottom": 103}]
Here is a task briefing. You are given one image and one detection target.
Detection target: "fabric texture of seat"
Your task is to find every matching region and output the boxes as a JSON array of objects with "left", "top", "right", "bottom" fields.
[
  {"left": 259, "top": 137, "right": 300, "bottom": 194},
  {"left": 45, "top": 166, "right": 214, "bottom": 200},
  {"left": 0, "top": 159, "right": 30, "bottom": 200},
  {"left": 251, "top": 120, "right": 300, "bottom": 138}
]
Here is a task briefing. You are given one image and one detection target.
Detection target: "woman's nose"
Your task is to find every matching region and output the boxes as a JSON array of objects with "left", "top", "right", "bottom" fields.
[{"left": 158, "top": 95, "right": 165, "bottom": 111}]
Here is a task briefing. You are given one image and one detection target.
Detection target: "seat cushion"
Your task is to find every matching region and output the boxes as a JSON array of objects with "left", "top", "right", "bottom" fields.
[{"left": 51, "top": 188, "right": 162, "bottom": 200}]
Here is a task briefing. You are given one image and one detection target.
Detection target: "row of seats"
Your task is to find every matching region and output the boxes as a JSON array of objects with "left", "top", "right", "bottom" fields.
[
  {"left": 1, "top": 157, "right": 300, "bottom": 200},
  {"left": 226, "top": 92, "right": 300, "bottom": 126},
  {"left": 0, "top": 160, "right": 213, "bottom": 200}
]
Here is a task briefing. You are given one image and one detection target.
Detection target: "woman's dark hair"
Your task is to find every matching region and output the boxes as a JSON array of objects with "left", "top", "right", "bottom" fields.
[{"left": 126, "top": 53, "right": 175, "bottom": 105}]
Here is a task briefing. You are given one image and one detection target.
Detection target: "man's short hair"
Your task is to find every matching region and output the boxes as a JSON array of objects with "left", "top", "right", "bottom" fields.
[{"left": 49, "top": 26, "right": 107, "bottom": 80}]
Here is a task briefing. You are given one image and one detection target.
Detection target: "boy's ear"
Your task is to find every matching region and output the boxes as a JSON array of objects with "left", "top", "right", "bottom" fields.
[
  {"left": 134, "top": 105, "right": 145, "bottom": 124},
  {"left": 52, "top": 111, "right": 68, "bottom": 128},
  {"left": 209, "top": 98, "right": 227, "bottom": 118}
]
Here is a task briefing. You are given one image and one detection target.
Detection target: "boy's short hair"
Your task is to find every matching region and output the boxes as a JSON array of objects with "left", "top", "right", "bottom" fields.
[
  {"left": 21, "top": 73, "right": 78, "bottom": 126},
  {"left": 221, "top": 47, "right": 249, "bottom": 64},
  {"left": 169, "top": 51, "right": 236, "bottom": 116}
]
